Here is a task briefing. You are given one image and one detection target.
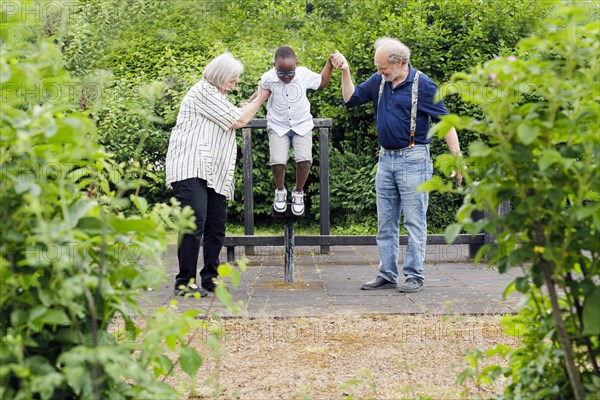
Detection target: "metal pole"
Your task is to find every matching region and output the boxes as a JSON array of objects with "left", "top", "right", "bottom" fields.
[{"left": 284, "top": 218, "right": 294, "bottom": 284}]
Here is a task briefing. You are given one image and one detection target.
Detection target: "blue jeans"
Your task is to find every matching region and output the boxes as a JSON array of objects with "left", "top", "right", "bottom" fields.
[{"left": 375, "top": 145, "right": 433, "bottom": 283}]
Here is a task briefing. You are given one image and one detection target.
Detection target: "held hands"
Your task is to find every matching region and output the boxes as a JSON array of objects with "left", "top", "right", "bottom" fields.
[{"left": 330, "top": 50, "right": 348, "bottom": 71}]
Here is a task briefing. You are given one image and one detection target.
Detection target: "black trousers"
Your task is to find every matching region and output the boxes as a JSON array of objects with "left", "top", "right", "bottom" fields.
[{"left": 171, "top": 178, "right": 227, "bottom": 289}]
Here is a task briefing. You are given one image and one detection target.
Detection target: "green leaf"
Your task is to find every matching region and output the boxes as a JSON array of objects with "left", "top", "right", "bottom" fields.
[
  {"left": 179, "top": 346, "right": 202, "bottom": 378},
  {"left": 76, "top": 217, "right": 104, "bottom": 234},
  {"left": 13, "top": 179, "right": 41, "bottom": 196},
  {"left": 418, "top": 175, "right": 452, "bottom": 193},
  {"left": 444, "top": 223, "right": 462, "bottom": 244},
  {"left": 430, "top": 115, "right": 458, "bottom": 140},
  {"left": 153, "top": 354, "right": 173, "bottom": 377},
  {"left": 51, "top": 117, "right": 91, "bottom": 143},
  {"left": 538, "top": 150, "right": 562, "bottom": 172},
  {"left": 217, "top": 263, "right": 231, "bottom": 278},
  {"left": 40, "top": 310, "right": 71, "bottom": 326},
  {"left": 216, "top": 285, "right": 233, "bottom": 307},
  {"left": 468, "top": 141, "right": 492, "bottom": 158},
  {"left": 229, "top": 267, "right": 241, "bottom": 287},
  {"left": 515, "top": 276, "right": 530, "bottom": 293},
  {"left": 130, "top": 195, "right": 148, "bottom": 213},
  {"left": 165, "top": 335, "right": 178, "bottom": 350},
  {"left": 582, "top": 286, "right": 600, "bottom": 336},
  {"left": 109, "top": 216, "right": 155, "bottom": 233},
  {"left": 182, "top": 309, "right": 201, "bottom": 319},
  {"left": 29, "top": 305, "right": 48, "bottom": 321},
  {"left": 472, "top": 245, "right": 488, "bottom": 266},
  {"left": 517, "top": 122, "right": 540, "bottom": 144},
  {"left": 486, "top": 343, "right": 513, "bottom": 358},
  {"left": 479, "top": 365, "right": 503, "bottom": 384},
  {"left": 67, "top": 200, "right": 96, "bottom": 227},
  {"left": 573, "top": 205, "right": 598, "bottom": 221}
]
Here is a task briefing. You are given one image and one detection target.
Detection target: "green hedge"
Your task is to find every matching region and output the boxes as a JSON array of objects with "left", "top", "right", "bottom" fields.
[{"left": 58, "top": 0, "right": 554, "bottom": 230}]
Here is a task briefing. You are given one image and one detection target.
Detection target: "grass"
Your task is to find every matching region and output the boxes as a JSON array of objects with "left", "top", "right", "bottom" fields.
[
  {"left": 167, "top": 221, "right": 440, "bottom": 244},
  {"left": 226, "top": 221, "right": 388, "bottom": 236}
]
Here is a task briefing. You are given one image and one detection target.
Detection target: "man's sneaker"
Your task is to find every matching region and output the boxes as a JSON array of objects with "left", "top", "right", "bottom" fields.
[
  {"left": 398, "top": 278, "right": 424, "bottom": 293},
  {"left": 273, "top": 188, "right": 287, "bottom": 213},
  {"left": 360, "top": 276, "right": 396, "bottom": 290},
  {"left": 291, "top": 190, "right": 305, "bottom": 216},
  {"left": 174, "top": 283, "right": 208, "bottom": 297}
]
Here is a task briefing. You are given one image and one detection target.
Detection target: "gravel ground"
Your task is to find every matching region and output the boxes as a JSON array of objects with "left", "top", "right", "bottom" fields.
[{"left": 177, "top": 314, "right": 520, "bottom": 399}]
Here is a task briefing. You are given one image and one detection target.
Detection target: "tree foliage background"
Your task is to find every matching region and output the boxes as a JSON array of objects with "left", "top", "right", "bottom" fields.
[{"left": 53, "top": 0, "right": 553, "bottom": 230}]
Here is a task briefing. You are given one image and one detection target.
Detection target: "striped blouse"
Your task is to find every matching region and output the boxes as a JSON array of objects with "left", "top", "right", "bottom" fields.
[{"left": 165, "top": 79, "right": 243, "bottom": 200}]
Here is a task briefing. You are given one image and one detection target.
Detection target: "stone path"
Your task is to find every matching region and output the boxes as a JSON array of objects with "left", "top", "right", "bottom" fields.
[{"left": 142, "top": 244, "right": 523, "bottom": 317}]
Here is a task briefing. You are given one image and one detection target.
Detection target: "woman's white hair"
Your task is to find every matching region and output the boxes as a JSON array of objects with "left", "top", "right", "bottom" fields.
[
  {"left": 203, "top": 53, "right": 244, "bottom": 89},
  {"left": 374, "top": 37, "right": 410, "bottom": 65}
]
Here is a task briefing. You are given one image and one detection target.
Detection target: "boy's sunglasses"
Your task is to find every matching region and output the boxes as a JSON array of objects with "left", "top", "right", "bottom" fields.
[{"left": 276, "top": 70, "right": 296, "bottom": 77}]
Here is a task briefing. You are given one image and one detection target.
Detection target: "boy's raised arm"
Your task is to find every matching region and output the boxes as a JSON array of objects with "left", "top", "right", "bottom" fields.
[{"left": 319, "top": 56, "right": 334, "bottom": 89}]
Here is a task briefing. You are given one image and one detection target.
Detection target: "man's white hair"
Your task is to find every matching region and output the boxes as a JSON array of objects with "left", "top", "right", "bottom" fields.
[
  {"left": 374, "top": 37, "right": 410, "bottom": 65},
  {"left": 203, "top": 53, "right": 244, "bottom": 89}
]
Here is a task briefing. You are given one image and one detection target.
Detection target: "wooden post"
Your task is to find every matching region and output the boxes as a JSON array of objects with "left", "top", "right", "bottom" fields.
[
  {"left": 242, "top": 127, "right": 254, "bottom": 255},
  {"left": 318, "top": 122, "right": 331, "bottom": 254},
  {"left": 483, "top": 200, "right": 511, "bottom": 262},
  {"left": 469, "top": 209, "right": 484, "bottom": 259}
]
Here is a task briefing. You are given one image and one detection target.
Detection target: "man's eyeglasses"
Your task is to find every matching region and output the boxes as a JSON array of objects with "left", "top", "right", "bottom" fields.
[{"left": 276, "top": 70, "right": 296, "bottom": 77}]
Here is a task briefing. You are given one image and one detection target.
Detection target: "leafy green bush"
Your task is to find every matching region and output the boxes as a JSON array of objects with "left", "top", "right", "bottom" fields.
[
  {"left": 425, "top": 4, "right": 600, "bottom": 398},
  {"left": 1, "top": 8, "right": 245, "bottom": 399}
]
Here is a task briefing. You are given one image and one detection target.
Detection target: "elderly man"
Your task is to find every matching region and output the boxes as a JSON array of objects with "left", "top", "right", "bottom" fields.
[{"left": 331, "top": 38, "right": 462, "bottom": 293}]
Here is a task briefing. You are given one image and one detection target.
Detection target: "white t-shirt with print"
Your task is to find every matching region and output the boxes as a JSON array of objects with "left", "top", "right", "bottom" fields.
[{"left": 260, "top": 66, "right": 322, "bottom": 137}]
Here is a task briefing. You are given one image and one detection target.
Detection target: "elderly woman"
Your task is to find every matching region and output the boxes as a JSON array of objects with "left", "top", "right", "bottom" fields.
[{"left": 166, "top": 53, "right": 268, "bottom": 297}]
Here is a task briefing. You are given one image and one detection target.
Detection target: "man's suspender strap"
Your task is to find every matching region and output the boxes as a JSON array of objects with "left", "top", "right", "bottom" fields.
[
  {"left": 377, "top": 70, "right": 422, "bottom": 149},
  {"left": 377, "top": 76, "right": 385, "bottom": 110},
  {"left": 409, "top": 71, "right": 421, "bottom": 148}
]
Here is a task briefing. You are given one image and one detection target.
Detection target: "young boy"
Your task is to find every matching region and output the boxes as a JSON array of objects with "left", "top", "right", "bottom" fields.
[{"left": 250, "top": 46, "right": 333, "bottom": 215}]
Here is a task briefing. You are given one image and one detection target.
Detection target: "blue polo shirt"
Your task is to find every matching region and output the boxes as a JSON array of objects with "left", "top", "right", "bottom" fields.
[{"left": 344, "top": 65, "right": 448, "bottom": 150}]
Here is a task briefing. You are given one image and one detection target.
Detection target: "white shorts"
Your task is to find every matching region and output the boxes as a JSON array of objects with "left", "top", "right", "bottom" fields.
[{"left": 268, "top": 129, "right": 313, "bottom": 166}]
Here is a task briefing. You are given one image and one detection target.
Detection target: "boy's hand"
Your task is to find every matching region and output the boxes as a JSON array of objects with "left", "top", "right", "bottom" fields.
[{"left": 330, "top": 50, "right": 348, "bottom": 71}]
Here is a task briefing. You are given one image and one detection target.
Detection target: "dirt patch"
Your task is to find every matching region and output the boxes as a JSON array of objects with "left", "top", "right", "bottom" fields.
[
  {"left": 255, "top": 280, "right": 322, "bottom": 290},
  {"left": 175, "top": 314, "right": 519, "bottom": 399}
]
